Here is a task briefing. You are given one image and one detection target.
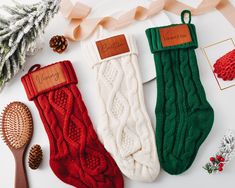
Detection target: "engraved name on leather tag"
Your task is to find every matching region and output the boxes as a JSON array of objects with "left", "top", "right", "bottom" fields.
[
  {"left": 159, "top": 24, "right": 192, "bottom": 47},
  {"left": 31, "top": 63, "right": 66, "bottom": 92},
  {"left": 96, "top": 34, "right": 130, "bottom": 59}
]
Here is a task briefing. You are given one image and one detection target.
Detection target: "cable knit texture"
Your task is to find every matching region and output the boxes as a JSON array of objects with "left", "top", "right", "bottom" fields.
[
  {"left": 21, "top": 61, "right": 124, "bottom": 188},
  {"left": 85, "top": 35, "right": 160, "bottom": 182},
  {"left": 145, "top": 16, "right": 214, "bottom": 175}
]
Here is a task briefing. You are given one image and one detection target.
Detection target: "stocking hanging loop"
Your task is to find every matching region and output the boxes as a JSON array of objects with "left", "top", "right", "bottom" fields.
[
  {"left": 28, "top": 64, "right": 41, "bottom": 73},
  {"left": 181, "top": 10, "right": 191, "bottom": 24}
]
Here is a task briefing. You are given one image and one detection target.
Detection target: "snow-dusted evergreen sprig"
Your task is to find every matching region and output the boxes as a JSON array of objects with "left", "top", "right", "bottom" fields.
[
  {"left": 218, "top": 130, "right": 235, "bottom": 162},
  {"left": 0, "top": 0, "right": 61, "bottom": 91},
  {"left": 203, "top": 130, "right": 235, "bottom": 174}
]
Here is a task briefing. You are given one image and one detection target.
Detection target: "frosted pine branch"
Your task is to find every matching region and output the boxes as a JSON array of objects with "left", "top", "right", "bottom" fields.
[
  {"left": 217, "top": 130, "right": 235, "bottom": 163},
  {"left": 203, "top": 130, "right": 235, "bottom": 174},
  {"left": 0, "top": 0, "right": 60, "bottom": 91}
]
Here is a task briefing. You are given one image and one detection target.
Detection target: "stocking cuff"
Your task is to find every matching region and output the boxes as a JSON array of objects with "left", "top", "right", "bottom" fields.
[
  {"left": 145, "top": 23, "right": 198, "bottom": 53},
  {"left": 21, "top": 60, "right": 78, "bottom": 100},
  {"left": 86, "top": 34, "right": 138, "bottom": 67}
]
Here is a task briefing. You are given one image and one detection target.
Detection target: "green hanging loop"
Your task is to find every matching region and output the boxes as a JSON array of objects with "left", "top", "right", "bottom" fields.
[{"left": 181, "top": 10, "right": 191, "bottom": 24}]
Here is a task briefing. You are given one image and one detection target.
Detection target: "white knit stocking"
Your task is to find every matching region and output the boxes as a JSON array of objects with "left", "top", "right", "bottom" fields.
[{"left": 85, "top": 34, "right": 160, "bottom": 182}]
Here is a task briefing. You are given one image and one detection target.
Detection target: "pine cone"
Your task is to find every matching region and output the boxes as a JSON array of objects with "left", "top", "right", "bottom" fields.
[
  {"left": 49, "top": 35, "right": 68, "bottom": 53},
  {"left": 28, "top": 144, "right": 43, "bottom": 170}
]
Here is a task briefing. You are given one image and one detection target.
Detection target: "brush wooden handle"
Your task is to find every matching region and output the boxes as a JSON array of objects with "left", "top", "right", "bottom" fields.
[{"left": 14, "top": 148, "right": 29, "bottom": 188}]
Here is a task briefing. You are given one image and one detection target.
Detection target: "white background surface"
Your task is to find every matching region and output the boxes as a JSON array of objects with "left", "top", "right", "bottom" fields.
[{"left": 0, "top": 0, "right": 235, "bottom": 188}]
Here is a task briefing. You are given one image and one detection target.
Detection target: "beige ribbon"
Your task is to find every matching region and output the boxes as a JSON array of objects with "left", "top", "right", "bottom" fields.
[{"left": 60, "top": 0, "right": 235, "bottom": 41}]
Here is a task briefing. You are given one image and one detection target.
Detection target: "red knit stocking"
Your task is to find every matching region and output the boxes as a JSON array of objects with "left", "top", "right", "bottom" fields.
[{"left": 21, "top": 61, "right": 123, "bottom": 188}]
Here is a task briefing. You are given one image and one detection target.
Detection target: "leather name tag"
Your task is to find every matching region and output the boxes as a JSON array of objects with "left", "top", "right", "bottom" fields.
[
  {"left": 31, "top": 63, "right": 66, "bottom": 92},
  {"left": 159, "top": 24, "right": 192, "bottom": 47},
  {"left": 96, "top": 34, "right": 130, "bottom": 59}
]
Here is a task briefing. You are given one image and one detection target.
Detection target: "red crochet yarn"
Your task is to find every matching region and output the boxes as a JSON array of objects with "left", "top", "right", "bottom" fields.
[
  {"left": 21, "top": 61, "right": 123, "bottom": 188},
  {"left": 214, "top": 49, "right": 235, "bottom": 81}
]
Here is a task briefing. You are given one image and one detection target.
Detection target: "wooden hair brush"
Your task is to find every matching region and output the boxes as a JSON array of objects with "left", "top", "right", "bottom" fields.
[{"left": 0, "top": 101, "right": 33, "bottom": 188}]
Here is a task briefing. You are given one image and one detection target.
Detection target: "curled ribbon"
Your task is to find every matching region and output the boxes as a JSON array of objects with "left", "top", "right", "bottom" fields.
[{"left": 60, "top": 0, "right": 235, "bottom": 41}]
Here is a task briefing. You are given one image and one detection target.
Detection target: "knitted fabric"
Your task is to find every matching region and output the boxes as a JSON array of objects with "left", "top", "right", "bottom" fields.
[
  {"left": 21, "top": 61, "right": 123, "bottom": 188},
  {"left": 214, "top": 49, "right": 235, "bottom": 81},
  {"left": 85, "top": 34, "right": 160, "bottom": 182},
  {"left": 145, "top": 10, "right": 214, "bottom": 175}
]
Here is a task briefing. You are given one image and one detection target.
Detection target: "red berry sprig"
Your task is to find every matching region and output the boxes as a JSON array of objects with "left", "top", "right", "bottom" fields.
[
  {"left": 203, "top": 155, "right": 225, "bottom": 174},
  {"left": 218, "top": 167, "right": 223, "bottom": 172},
  {"left": 210, "top": 157, "right": 215, "bottom": 162},
  {"left": 220, "top": 157, "right": 225, "bottom": 162}
]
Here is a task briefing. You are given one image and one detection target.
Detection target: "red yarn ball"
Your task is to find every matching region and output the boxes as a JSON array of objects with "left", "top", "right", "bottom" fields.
[{"left": 213, "top": 49, "right": 235, "bottom": 81}]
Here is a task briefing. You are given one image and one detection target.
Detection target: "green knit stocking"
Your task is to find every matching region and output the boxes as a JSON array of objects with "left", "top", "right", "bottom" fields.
[{"left": 145, "top": 10, "right": 214, "bottom": 175}]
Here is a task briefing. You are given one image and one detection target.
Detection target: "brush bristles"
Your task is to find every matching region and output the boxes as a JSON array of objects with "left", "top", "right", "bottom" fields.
[{"left": 0, "top": 102, "right": 33, "bottom": 149}]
